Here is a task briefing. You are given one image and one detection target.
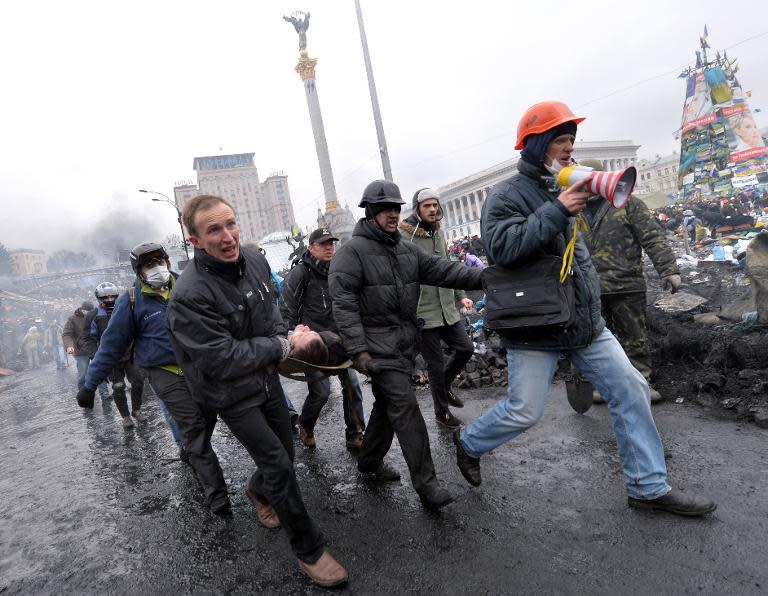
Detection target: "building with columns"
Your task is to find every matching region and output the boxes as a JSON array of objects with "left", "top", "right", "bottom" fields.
[{"left": 431, "top": 139, "right": 641, "bottom": 240}]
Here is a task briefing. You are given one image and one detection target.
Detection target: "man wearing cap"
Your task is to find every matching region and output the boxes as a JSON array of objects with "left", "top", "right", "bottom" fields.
[
  {"left": 399, "top": 188, "right": 475, "bottom": 429},
  {"left": 280, "top": 227, "right": 366, "bottom": 450},
  {"left": 453, "top": 101, "right": 716, "bottom": 517},
  {"left": 329, "top": 179, "right": 483, "bottom": 510},
  {"left": 579, "top": 159, "right": 681, "bottom": 404}
]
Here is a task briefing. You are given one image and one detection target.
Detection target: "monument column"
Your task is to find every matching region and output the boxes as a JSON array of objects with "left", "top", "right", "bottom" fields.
[{"left": 285, "top": 11, "right": 356, "bottom": 241}]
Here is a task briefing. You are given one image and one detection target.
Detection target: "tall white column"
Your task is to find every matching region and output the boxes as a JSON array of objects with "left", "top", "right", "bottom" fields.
[{"left": 303, "top": 76, "right": 337, "bottom": 204}]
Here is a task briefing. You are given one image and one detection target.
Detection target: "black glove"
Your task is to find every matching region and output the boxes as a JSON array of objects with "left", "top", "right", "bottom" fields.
[
  {"left": 352, "top": 352, "right": 372, "bottom": 375},
  {"left": 77, "top": 387, "right": 96, "bottom": 409}
]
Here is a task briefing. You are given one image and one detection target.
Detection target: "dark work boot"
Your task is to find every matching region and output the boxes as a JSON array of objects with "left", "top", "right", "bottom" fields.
[
  {"left": 436, "top": 410, "right": 462, "bottom": 429},
  {"left": 419, "top": 486, "right": 455, "bottom": 510},
  {"left": 628, "top": 488, "right": 717, "bottom": 517},
  {"left": 361, "top": 462, "right": 401, "bottom": 482},
  {"left": 210, "top": 495, "right": 232, "bottom": 516},
  {"left": 445, "top": 390, "right": 465, "bottom": 408},
  {"left": 453, "top": 430, "right": 481, "bottom": 486}
]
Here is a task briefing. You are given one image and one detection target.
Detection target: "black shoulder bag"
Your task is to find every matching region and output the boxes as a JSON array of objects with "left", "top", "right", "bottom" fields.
[{"left": 481, "top": 217, "right": 587, "bottom": 336}]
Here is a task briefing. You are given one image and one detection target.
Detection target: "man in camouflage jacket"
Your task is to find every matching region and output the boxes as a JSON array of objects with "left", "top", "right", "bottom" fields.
[{"left": 581, "top": 161, "right": 681, "bottom": 402}]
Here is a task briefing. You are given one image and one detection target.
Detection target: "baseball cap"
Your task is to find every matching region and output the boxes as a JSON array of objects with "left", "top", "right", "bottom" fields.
[{"left": 308, "top": 228, "right": 339, "bottom": 244}]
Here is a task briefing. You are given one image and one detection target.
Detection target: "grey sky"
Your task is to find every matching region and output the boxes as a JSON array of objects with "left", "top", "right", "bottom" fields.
[{"left": 2, "top": 0, "right": 767, "bottom": 253}]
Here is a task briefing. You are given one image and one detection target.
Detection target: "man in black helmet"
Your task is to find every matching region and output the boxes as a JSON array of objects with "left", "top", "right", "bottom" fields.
[
  {"left": 77, "top": 242, "right": 230, "bottom": 515},
  {"left": 329, "top": 179, "right": 483, "bottom": 510}
]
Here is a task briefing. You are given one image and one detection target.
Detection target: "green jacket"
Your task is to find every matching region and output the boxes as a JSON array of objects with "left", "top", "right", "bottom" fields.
[
  {"left": 399, "top": 217, "right": 466, "bottom": 329},
  {"left": 583, "top": 196, "right": 679, "bottom": 295}
]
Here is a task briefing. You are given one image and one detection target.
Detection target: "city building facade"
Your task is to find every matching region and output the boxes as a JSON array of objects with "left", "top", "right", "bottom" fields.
[
  {"left": 10, "top": 249, "right": 47, "bottom": 275},
  {"left": 432, "top": 140, "right": 641, "bottom": 240},
  {"left": 174, "top": 154, "right": 296, "bottom": 244},
  {"left": 635, "top": 152, "right": 681, "bottom": 196}
]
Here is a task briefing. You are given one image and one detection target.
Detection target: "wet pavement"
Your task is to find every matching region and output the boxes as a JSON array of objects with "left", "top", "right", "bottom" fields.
[{"left": 1, "top": 364, "right": 767, "bottom": 595}]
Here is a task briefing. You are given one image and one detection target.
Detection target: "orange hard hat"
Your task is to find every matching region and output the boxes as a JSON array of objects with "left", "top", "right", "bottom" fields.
[{"left": 515, "top": 101, "right": 586, "bottom": 150}]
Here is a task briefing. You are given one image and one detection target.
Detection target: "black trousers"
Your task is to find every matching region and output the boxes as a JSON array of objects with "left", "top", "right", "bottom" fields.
[
  {"left": 145, "top": 368, "right": 227, "bottom": 509},
  {"left": 217, "top": 379, "right": 324, "bottom": 564},
  {"left": 109, "top": 362, "right": 145, "bottom": 418},
  {"left": 358, "top": 366, "right": 438, "bottom": 497},
  {"left": 418, "top": 320, "right": 474, "bottom": 414}
]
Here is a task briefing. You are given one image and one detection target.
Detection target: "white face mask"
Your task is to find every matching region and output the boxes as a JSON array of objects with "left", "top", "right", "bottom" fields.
[
  {"left": 144, "top": 264, "right": 170, "bottom": 288},
  {"left": 544, "top": 153, "right": 565, "bottom": 175}
]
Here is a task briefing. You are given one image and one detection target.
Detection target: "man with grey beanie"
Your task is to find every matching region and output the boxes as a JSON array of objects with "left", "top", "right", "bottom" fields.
[{"left": 399, "top": 188, "right": 475, "bottom": 429}]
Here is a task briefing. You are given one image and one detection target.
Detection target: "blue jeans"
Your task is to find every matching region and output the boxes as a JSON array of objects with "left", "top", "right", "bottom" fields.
[
  {"left": 75, "top": 356, "right": 90, "bottom": 389},
  {"left": 299, "top": 369, "right": 366, "bottom": 438},
  {"left": 460, "top": 328, "right": 670, "bottom": 499},
  {"left": 146, "top": 379, "right": 185, "bottom": 449},
  {"left": 75, "top": 356, "right": 108, "bottom": 394}
]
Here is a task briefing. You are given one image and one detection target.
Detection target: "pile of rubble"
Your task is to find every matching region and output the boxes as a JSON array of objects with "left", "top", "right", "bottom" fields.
[
  {"left": 639, "top": 232, "right": 767, "bottom": 427},
  {"left": 412, "top": 328, "right": 509, "bottom": 390}
]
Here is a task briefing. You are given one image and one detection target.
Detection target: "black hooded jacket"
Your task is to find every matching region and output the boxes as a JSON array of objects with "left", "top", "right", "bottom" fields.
[
  {"left": 329, "top": 218, "right": 483, "bottom": 359},
  {"left": 166, "top": 246, "right": 287, "bottom": 410}
]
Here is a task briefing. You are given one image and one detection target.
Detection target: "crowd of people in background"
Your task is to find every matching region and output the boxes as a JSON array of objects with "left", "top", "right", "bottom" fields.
[{"left": 654, "top": 189, "right": 768, "bottom": 242}]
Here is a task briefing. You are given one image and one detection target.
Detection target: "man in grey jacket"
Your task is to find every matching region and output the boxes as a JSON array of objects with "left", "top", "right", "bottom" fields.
[{"left": 453, "top": 101, "right": 716, "bottom": 517}]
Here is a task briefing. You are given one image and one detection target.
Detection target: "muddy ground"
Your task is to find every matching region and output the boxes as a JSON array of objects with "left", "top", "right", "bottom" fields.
[{"left": 1, "top": 364, "right": 767, "bottom": 594}]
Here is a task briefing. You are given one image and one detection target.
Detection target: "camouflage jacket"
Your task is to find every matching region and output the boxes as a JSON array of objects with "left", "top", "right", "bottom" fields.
[{"left": 583, "top": 197, "right": 679, "bottom": 295}]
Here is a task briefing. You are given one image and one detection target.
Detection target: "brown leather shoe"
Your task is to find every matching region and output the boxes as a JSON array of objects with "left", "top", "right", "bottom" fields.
[
  {"left": 245, "top": 488, "right": 280, "bottom": 529},
  {"left": 299, "top": 425, "right": 316, "bottom": 448},
  {"left": 298, "top": 550, "right": 348, "bottom": 588}
]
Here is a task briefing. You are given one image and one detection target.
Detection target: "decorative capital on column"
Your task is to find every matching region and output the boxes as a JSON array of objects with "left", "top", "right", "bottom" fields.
[
  {"left": 295, "top": 51, "right": 318, "bottom": 80},
  {"left": 325, "top": 198, "right": 339, "bottom": 211}
]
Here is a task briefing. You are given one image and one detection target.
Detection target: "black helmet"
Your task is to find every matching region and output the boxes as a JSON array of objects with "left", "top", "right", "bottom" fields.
[
  {"left": 80, "top": 300, "right": 95, "bottom": 312},
  {"left": 130, "top": 242, "right": 169, "bottom": 275},
  {"left": 358, "top": 179, "right": 405, "bottom": 208}
]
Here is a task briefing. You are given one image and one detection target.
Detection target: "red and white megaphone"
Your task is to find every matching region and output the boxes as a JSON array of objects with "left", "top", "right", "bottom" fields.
[{"left": 556, "top": 164, "right": 636, "bottom": 208}]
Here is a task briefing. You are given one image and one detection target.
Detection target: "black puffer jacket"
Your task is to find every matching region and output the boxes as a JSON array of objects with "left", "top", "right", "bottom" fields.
[
  {"left": 166, "top": 247, "right": 286, "bottom": 410},
  {"left": 329, "top": 219, "right": 483, "bottom": 359},
  {"left": 480, "top": 159, "right": 604, "bottom": 350},
  {"left": 279, "top": 252, "right": 335, "bottom": 332}
]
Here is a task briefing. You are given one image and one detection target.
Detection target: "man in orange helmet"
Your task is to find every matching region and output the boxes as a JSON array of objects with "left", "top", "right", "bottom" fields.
[{"left": 453, "top": 101, "right": 716, "bottom": 517}]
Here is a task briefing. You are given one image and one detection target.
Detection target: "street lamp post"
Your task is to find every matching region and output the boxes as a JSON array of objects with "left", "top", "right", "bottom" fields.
[{"left": 139, "top": 189, "right": 190, "bottom": 259}]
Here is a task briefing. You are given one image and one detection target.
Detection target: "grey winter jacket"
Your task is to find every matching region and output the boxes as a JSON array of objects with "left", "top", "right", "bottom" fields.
[
  {"left": 480, "top": 159, "right": 604, "bottom": 350},
  {"left": 166, "top": 247, "right": 286, "bottom": 410},
  {"left": 329, "top": 219, "right": 482, "bottom": 360}
]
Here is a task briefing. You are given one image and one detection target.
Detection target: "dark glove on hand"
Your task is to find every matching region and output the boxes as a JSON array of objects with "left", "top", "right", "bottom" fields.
[
  {"left": 353, "top": 351, "right": 372, "bottom": 375},
  {"left": 662, "top": 274, "right": 682, "bottom": 294},
  {"left": 77, "top": 387, "right": 95, "bottom": 409}
]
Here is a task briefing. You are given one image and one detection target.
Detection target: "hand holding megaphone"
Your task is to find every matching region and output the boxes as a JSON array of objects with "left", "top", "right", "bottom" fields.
[
  {"left": 557, "top": 164, "right": 637, "bottom": 208},
  {"left": 557, "top": 177, "right": 592, "bottom": 215}
]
